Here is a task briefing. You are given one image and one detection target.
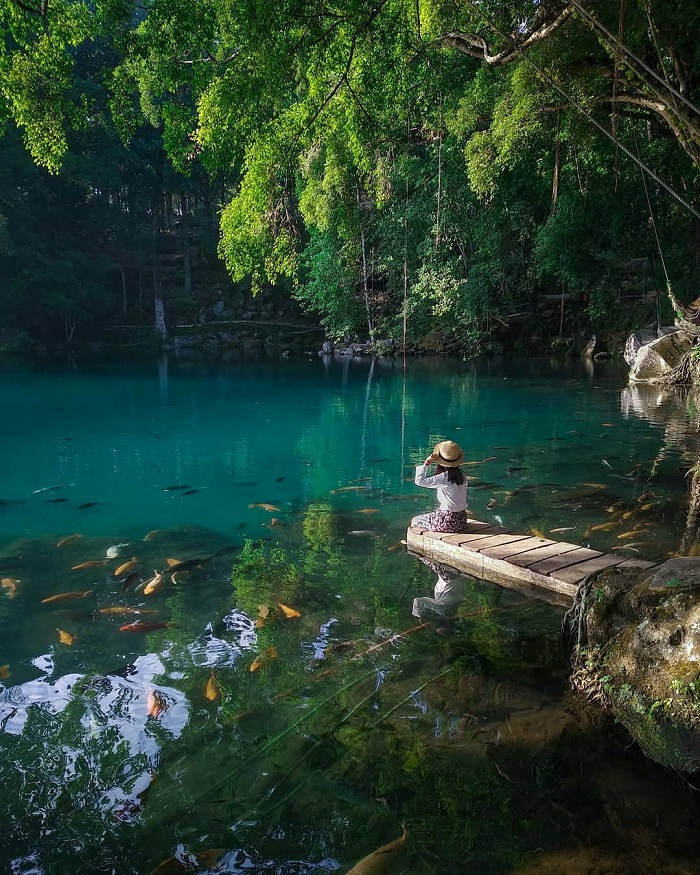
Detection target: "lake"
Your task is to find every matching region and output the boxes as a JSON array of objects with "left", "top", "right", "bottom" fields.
[{"left": 1, "top": 352, "right": 699, "bottom": 874}]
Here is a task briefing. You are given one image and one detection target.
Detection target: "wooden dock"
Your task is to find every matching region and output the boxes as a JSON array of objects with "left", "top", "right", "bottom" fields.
[{"left": 406, "top": 520, "right": 657, "bottom": 607}]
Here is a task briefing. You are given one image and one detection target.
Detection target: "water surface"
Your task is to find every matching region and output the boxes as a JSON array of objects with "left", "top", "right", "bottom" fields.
[{"left": 0, "top": 353, "right": 698, "bottom": 874}]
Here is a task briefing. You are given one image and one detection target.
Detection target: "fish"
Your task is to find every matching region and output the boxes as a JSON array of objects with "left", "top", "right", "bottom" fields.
[
  {"left": 602, "top": 459, "right": 614, "bottom": 469},
  {"left": 43, "top": 498, "right": 69, "bottom": 503},
  {"left": 179, "top": 489, "right": 201, "bottom": 496},
  {"left": 120, "top": 571, "right": 141, "bottom": 592},
  {"left": 358, "top": 508, "right": 379, "bottom": 514},
  {"left": 346, "top": 823, "right": 407, "bottom": 874},
  {"left": 640, "top": 503, "right": 655, "bottom": 511},
  {"left": 56, "top": 534, "right": 83, "bottom": 548},
  {"left": 205, "top": 672, "right": 220, "bottom": 702},
  {"left": 620, "top": 510, "right": 635, "bottom": 520},
  {"left": 160, "top": 485, "right": 193, "bottom": 492},
  {"left": 142, "top": 571, "right": 165, "bottom": 596},
  {"left": 0, "top": 665, "right": 10, "bottom": 680},
  {"left": 57, "top": 628, "right": 75, "bottom": 646},
  {"left": 72, "top": 560, "right": 109, "bottom": 570},
  {"left": 147, "top": 689, "right": 169, "bottom": 718},
  {"left": 580, "top": 483, "right": 608, "bottom": 490},
  {"left": 114, "top": 558, "right": 138, "bottom": 576},
  {"left": 78, "top": 502, "right": 98, "bottom": 510},
  {"left": 529, "top": 528, "right": 546, "bottom": 539},
  {"left": 550, "top": 527, "right": 575, "bottom": 534},
  {"left": 165, "top": 558, "right": 182, "bottom": 568},
  {"left": 482, "top": 456, "right": 497, "bottom": 462},
  {"left": 119, "top": 621, "right": 172, "bottom": 633},
  {"left": 1, "top": 578, "right": 19, "bottom": 598},
  {"left": 267, "top": 517, "right": 280, "bottom": 528},
  {"left": 106, "top": 543, "right": 129, "bottom": 559},
  {"left": 143, "top": 530, "right": 165, "bottom": 541},
  {"left": 171, "top": 572, "right": 187, "bottom": 584},
  {"left": 161, "top": 558, "right": 206, "bottom": 574},
  {"left": 487, "top": 499, "right": 498, "bottom": 509},
  {"left": 588, "top": 521, "right": 622, "bottom": 532},
  {"left": 248, "top": 502, "right": 280, "bottom": 511},
  {"left": 99, "top": 606, "right": 158, "bottom": 615},
  {"left": 33, "top": 484, "right": 74, "bottom": 494},
  {"left": 350, "top": 477, "right": 373, "bottom": 483},
  {"left": 329, "top": 486, "right": 368, "bottom": 494},
  {"left": 278, "top": 603, "right": 301, "bottom": 619},
  {"left": 149, "top": 850, "right": 225, "bottom": 875},
  {"left": 348, "top": 530, "right": 378, "bottom": 538},
  {"left": 275, "top": 476, "right": 286, "bottom": 482},
  {"left": 41, "top": 590, "right": 92, "bottom": 604},
  {"left": 617, "top": 530, "right": 647, "bottom": 540},
  {"left": 249, "top": 645, "right": 278, "bottom": 672}
]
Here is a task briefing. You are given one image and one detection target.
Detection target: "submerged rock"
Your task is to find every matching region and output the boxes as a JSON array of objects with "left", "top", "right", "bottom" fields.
[{"left": 565, "top": 559, "right": 700, "bottom": 771}]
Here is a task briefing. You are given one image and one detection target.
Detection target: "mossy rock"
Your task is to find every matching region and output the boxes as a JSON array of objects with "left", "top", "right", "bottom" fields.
[{"left": 569, "top": 560, "right": 700, "bottom": 771}]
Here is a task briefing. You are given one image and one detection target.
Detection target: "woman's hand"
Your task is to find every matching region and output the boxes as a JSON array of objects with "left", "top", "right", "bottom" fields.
[{"left": 424, "top": 453, "right": 437, "bottom": 465}]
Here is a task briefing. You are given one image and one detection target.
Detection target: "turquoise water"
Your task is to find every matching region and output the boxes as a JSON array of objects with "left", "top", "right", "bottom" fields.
[{"left": 1, "top": 353, "right": 699, "bottom": 874}]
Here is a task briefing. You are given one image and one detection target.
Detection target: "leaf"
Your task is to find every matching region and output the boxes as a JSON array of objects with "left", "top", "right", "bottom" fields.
[
  {"left": 278, "top": 603, "right": 301, "bottom": 619},
  {"left": 205, "top": 672, "right": 220, "bottom": 701},
  {"left": 257, "top": 604, "right": 270, "bottom": 618},
  {"left": 57, "top": 628, "right": 75, "bottom": 646}
]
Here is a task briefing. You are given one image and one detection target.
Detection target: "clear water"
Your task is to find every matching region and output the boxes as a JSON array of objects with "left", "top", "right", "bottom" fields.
[{"left": 1, "top": 353, "right": 699, "bottom": 875}]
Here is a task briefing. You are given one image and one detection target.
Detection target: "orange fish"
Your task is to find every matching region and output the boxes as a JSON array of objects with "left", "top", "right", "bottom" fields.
[
  {"left": 56, "top": 533, "right": 83, "bottom": 548},
  {"left": 143, "top": 570, "right": 165, "bottom": 596},
  {"left": 346, "top": 823, "right": 407, "bottom": 874},
  {"left": 248, "top": 503, "right": 280, "bottom": 512},
  {"left": 57, "top": 628, "right": 75, "bottom": 645},
  {"left": 0, "top": 665, "right": 10, "bottom": 680},
  {"left": 1, "top": 578, "right": 19, "bottom": 598},
  {"left": 41, "top": 590, "right": 92, "bottom": 604},
  {"left": 358, "top": 508, "right": 379, "bottom": 514},
  {"left": 72, "top": 560, "right": 109, "bottom": 570},
  {"left": 147, "top": 688, "right": 169, "bottom": 719},
  {"left": 143, "top": 529, "right": 165, "bottom": 541},
  {"left": 114, "top": 558, "right": 138, "bottom": 576},
  {"left": 249, "top": 645, "right": 278, "bottom": 672},
  {"left": 205, "top": 672, "right": 220, "bottom": 702},
  {"left": 278, "top": 603, "right": 301, "bottom": 619}
]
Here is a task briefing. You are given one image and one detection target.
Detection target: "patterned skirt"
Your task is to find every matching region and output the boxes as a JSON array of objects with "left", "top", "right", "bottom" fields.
[{"left": 410, "top": 508, "right": 468, "bottom": 534}]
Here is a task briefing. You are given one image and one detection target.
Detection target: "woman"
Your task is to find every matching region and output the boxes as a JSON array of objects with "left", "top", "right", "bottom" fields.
[{"left": 411, "top": 439, "right": 468, "bottom": 533}]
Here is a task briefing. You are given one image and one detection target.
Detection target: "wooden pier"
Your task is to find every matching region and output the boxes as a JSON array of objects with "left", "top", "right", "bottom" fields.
[{"left": 406, "top": 520, "right": 657, "bottom": 607}]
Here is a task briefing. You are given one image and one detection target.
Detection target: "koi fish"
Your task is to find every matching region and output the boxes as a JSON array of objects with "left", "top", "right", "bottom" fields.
[
  {"left": 72, "top": 560, "right": 109, "bottom": 570},
  {"left": 161, "top": 558, "right": 205, "bottom": 574},
  {"left": 205, "top": 672, "right": 220, "bottom": 702},
  {"left": 179, "top": 489, "right": 201, "bottom": 496},
  {"left": 114, "top": 558, "right": 138, "bottom": 576},
  {"left": 41, "top": 590, "right": 92, "bottom": 604},
  {"left": 165, "top": 558, "right": 182, "bottom": 567},
  {"left": 170, "top": 572, "right": 186, "bottom": 584},
  {"left": 550, "top": 527, "right": 575, "bottom": 534},
  {"left": 143, "top": 530, "right": 165, "bottom": 541},
  {"left": 57, "top": 628, "right": 75, "bottom": 645},
  {"left": 0, "top": 665, "right": 10, "bottom": 680},
  {"left": 581, "top": 483, "right": 608, "bottom": 490},
  {"left": 330, "top": 486, "right": 369, "bottom": 494},
  {"left": 358, "top": 508, "right": 379, "bottom": 514},
  {"left": 346, "top": 823, "right": 407, "bottom": 874},
  {"left": 278, "top": 603, "right": 301, "bottom": 619},
  {"left": 249, "top": 645, "right": 278, "bottom": 672},
  {"left": 1, "top": 578, "right": 19, "bottom": 598},
  {"left": 106, "top": 543, "right": 129, "bottom": 559},
  {"left": 640, "top": 503, "right": 655, "bottom": 511},
  {"left": 529, "top": 528, "right": 546, "bottom": 539},
  {"left": 588, "top": 521, "right": 621, "bottom": 532},
  {"left": 78, "top": 502, "right": 98, "bottom": 510},
  {"left": 56, "top": 533, "right": 83, "bottom": 548},
  {"left": 160, "top": 485, "right": 193, "bottom": 492},
  {"left": 248, "top": 502, "right": 280, "bottom": 511},
  {"left": 120, "top": 571, "right": 141, "bottom": 592},
  {"left": 142, "top": 571, "right": 165, "bottom": 596},
  {"left": 147, "top": 688, "right": 169, "bottom": 718},
  {"left": 118, "top": 621, "right": 172, "bottom": 633},
  {"left": 33, "top": 484, "right": 74, "bottom": 494},
  {"left": 99, "top": 606, "right": 158, "bottom": 615},
  {"left": 617, "top": 530, "right": 647, "bottom": 540}
]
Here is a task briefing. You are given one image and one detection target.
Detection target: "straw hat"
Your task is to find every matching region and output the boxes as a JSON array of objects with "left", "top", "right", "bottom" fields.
[{"left": 433, "top": 440, "right": 464, "bottom": 467}]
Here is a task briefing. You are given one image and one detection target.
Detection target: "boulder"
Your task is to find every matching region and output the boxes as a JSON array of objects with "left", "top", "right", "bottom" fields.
[
  {"left": 566, "top": 560, "right": 700, "bottom": 771},
  {"left": 623, "top": 328, "right": 657, "bottom": 365},
  {"left": 628, "top": 329, "right": 694, "bottom": 383}
]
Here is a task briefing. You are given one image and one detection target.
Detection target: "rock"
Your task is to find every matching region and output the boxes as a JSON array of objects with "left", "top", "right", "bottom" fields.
[
  {"left": 321, "top": 340, "right": 334, "bottom": 354},
  {"left": 624, "top": 328, "right": 657, "bottom": 365},
  {"left": 212, "top": 300, "right": 226, "bottom": 316},
  {"left": 568, "top": 564, "right": 700, "bottom": 771},
  {"left": 628, "top": 329, "right": 694, "bottom": 383},
  {"left": 581, "top": 334, "right": 597, "bottom": 358}
]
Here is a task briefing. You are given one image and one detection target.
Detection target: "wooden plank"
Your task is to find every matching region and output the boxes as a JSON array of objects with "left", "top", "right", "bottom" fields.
[
  {"left": 439, "top": 528, "right": 516, "bottom": 547},
  {"left": 467, "top": 534, "right": 535, "bottom": 551},
  {"left": 480, "top": 536, "right": 555, "bottom": 559},
  {"left": 553, "top": 554, "right": 628, "bottom": 584},
  {"left": 508, "top": 541, "right": 583, "bottom": 567},
  {"left": 529, "top": 547, "right": 603, "bottom": 575}
]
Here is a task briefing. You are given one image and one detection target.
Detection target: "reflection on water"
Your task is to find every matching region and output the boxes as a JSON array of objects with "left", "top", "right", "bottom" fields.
[{"left": 1, "top": 354, "right": 700, "bottom": 873}]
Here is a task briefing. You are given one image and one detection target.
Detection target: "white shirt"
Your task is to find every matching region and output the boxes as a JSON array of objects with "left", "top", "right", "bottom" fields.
[{"left": 415, "top": 465, "right": 468, "bottom": 512}]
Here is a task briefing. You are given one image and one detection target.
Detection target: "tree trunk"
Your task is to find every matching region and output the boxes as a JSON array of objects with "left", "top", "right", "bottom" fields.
[
  {"left": 181, "top": 191, "right": 192, "bottom": 298},
  {"left": 152, "top": 207, "right": 167, "bottom": 343}
]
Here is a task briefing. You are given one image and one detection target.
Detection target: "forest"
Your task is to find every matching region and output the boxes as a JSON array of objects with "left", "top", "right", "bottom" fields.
[{"left": 1, "top": 0, "right": 699, "bottom": 356}]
